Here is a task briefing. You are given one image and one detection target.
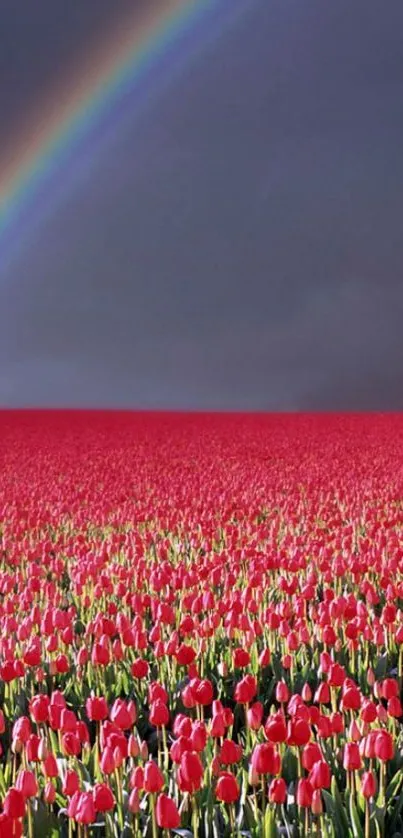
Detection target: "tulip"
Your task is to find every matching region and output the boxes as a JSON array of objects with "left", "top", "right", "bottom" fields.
[
  {"left": 268, "top": 777, "right": 287, "bottom": 804},
  {"left": 251, "top": 743, "right": 280, "bottom": 775},
  {"left": 219, "top": 739, "right": 243, "bottom": 765},
  {"left": 215, "top": 771, "right": 240, "bottom": 803},
  {"left": 375, "top": 730, "right": 394, "bottom": 762},
  {"left": 234, "top": 675, "right": 257, "bottom": 704},
  {"left": 149, "top": 699, "right": 169, "bottom": 727},
  {"left": 3, "top": 788, "right": 26, "bottom": 819},
  {"left": 265, "top": 712, "right": 287, "bottom": 743},
  {"left": 43, "top": 782, "right": 56, "bottom": 805},
  {"left": 344, "top": 741, "right": 361, "bottom": 772},
  {"left": 15, "top": 771, "right": 38, "bottom": 799},
  {"left": 297, "top": 778, "right": 313, "bottom": 808},
  {"left": 309, "top": 760, "right": 331, "bottom": 790},
  {"left": 62, "top": 770, "right": 80, "bottom": 797},
  {"left": 156, "top": 794, "right": 180, "bottom": 829},
  {"left": 86, "top": 695, "right": 108, "bottom": 721},
  {"left": 275, "top": 681, "right": 290, "bottom": 704},
  {"left": 75, "top": 791, "right": 96, "bottom": 825},
  {"left": 361, "top": 771, "right": 376, "bottom": 799},
  {"left": 178, "top": 751, "right": 204, "bottom": 793},
  {"left": 144, "top": 760, "right": 164, "bottom": 793},
  {"left": 93, "top": 783, "right": 115, "bottom": 812},
  {"left": 100, "top": 746, "right": 116, "bottom": 775},
  {"left": 247, "top": 701, "right": 264, "bottom": 730},
  {"left": 311, "top": 789, "right": 323, "bottom": 815}
]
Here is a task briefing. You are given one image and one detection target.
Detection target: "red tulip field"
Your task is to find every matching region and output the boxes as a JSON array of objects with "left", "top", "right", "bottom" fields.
[{"left": 1, "top": 411, "right": 403, "bottom": 838}]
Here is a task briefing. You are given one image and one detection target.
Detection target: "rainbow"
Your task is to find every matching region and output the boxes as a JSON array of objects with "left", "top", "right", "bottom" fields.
[{"left": 0, "top": 0, "right": 234, "bottom": 268}]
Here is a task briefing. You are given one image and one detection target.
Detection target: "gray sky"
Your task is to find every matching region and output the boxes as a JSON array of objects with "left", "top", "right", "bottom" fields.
[{"left": 1, "top": 0, "right": 403, "bottom": 410}]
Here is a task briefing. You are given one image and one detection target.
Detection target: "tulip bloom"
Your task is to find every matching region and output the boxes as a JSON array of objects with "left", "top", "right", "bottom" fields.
[
  {"left": 3, "top": 788, "right": 26, "bottom": 819},
  {"left": 375, "top": 731, "right": 394, "bottom": 762},
  {"left": 309, "top": 760, "right": 331, "bottom": 790},
  {"left": 178, "top": 751, "right": 204, "bottom": 793},
  {"left": 251, "top": 743, "right": 280, "bottom": 775},
  {"left": 343, "top": 743, "right": 362, "bottom": 772},
  {"left": 62, "top": 770, "right": 80, "bottom": 797},
  {"left": 86, "top": 696, "right": 108, "bottom": 722},
  {"left": 156, "top": 794, "right": 180, "bottom": 829},
  {"left": 15, "top": 770, "right": 38, "bottom": 799},
  {"left": 93, "top": 783, "right": 115, "bottom": 812},
  {"left": 215, "top": 772, "right": 240, "bottom": 803},
  {"left": 75, "top": 792, "right": 96, "bottom": 825},
  {"left": 247, "top": 702, "right": 264, "bottom": 730},
  {"left": 149, "top": 699, "right": 169, "bottom": 727},
  {"left": 296, "top": 779, "right": 313, "bottom": 808},
  {"left": 234, "top": 675, "right": 257, "bottom": 704},
  {"left": 361, "top": 771, "right": 376, "bottom": 799},
  {"left": 268, "top": 777, "right": 287, "bottom": 804},
  {"left": 219, "top": 739, "right": 243, "bottom": 766},
  {"left": 265, "top": 712, "right": 287, "bottom": 744},
  {"left": 144, "top": 761, "right": 164, "bottom": 793}
]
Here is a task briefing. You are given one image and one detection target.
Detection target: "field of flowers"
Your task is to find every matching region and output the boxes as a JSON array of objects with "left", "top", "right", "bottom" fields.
[{"left": 1, "top": 411, "right": 403, "bottom": 837}]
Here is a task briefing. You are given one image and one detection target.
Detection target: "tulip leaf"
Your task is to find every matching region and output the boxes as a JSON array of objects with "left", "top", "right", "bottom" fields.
[
  {"left": 331, "top": 776, "right": 351, "bottom": 835},
  {"left": 0, "top": 765, "right": 6, "bottom": 798},
  {"left": 371, "top": 813, "right": 382, "bottom": 838},
  {"left": 387, "top": 768, "right": 403, "bottom": 803},
  {"left": 323, "top": 788, "right": 350, "bottom": 838},
  {"left": 346, "top": 789, "right": 364, "bottom": 838},
  {"left": 282, "top": 748, "right": 298, "bottom": 783},
  {"left": 374, "top": 654, "right": 388, "bottom": 681},
  {"left": 32, "top": 800, "right": 61, "bottom": 838},
  {"left": 4, "top": 758, "right": 12, "bottom": 787},
  {"left": 264, "top": 806, "right": 278, "bottom": 838},
  {"left": 387, "top": 784, "right": 403, "bottom": 834}
]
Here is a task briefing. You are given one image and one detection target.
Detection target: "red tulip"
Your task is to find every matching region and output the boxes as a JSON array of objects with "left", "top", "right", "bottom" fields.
[
  {"left": 296, "top": 778, "right": 313, "bottom": 808},
  {"left": 93, "top": 783, "right": 115, "bottom": 812},
  {"left": 343, "top": 743, "right": 362, "bottom": 771},
  {"left": 309, "top": 760, "right": 331, "bottom": 790},
  {"left": 178, "top": 751, "right": 204, "bottom": 793},
  {"left": 234, "top": 675, "right": 257, "bottom": 704},
  {"left": 275, "top": 681, "right": 290, "bottom": 704},
  {"left": 15, "top": 770, "right": 38, "bottom": 799},
  {"left": 29, "top": 694, "right": 49, "bottom": 724},
  {"left": 75, "top": 792, "right": 96, "bottom": 824},
  {"left": 265, "top": 712, "right": 287, "bottom": 744},
  {"left": 247, "top": 702, "right": 264, "bottom": 730},
  {"left": 374, "top": 730, "right": 394, "bottom": 762},
  {"left": 361, "top": 771, "right": 376, "bottom": 799},
  {"left": 144, "top": 761, "right": 164, "bottom": 793},
  {"left": 251, "top": 743, "right": 280, "bottom": 775},
  {"left": 215, "top": 772, "right": 240, "bottom": 803},
  {"left": 62, "top": 770, "right": 80, "bottom": 797},
  {"left": 149, "top": 699, "right": 169, "bottom": 727},
  {"left": 3, "top": 788, "right": 26, "bottom": 819},
  {"left": 86, "top": 696, "right": 108, "bottom": 721},
  {"left": 219, "top": 739, "right": 243, "bottom": 765},
  {"left": 156, "top": 794, "right": 180, "bottom": 829},
  {"left": 268, "top": 777, "right": 287, "bottom": 804}
]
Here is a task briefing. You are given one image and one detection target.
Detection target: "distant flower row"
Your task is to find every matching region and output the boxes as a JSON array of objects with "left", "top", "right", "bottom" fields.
[{"left": 0, "top": 411, "right": 402, "bottom": 836}]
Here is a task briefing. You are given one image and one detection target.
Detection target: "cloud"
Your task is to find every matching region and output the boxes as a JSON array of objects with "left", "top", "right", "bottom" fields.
[{"left": 1, "top": 0, "right": 403, "bottom": 409}]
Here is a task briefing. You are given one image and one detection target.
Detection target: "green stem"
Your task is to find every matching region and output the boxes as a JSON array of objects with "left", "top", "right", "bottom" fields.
[
  {"left": 192, "top": 795, "right": 199, "bottom": 838},
  {"left": 304, "top": 806, "right": 310, "bottom": 837},
  {"left": 365, "top": 799, "right": 370, "bottom": 838},
  {"left": 261, "top": 777, "right": 266, "bottom": 820},
  {"left": 379, "top": 761, "right": 386, "bottom": 808},
  {"left": 162, "top": 725, "right": 169, "bottom": 772},
  {"left": 229, "top": 803, "right": 236, "bottom": 836},
  {"left": 27, "top": 801, "right": 34, "bottom": 838},
  {"left": 150, "top": 793, "right": 158, "bottom": 838}
]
